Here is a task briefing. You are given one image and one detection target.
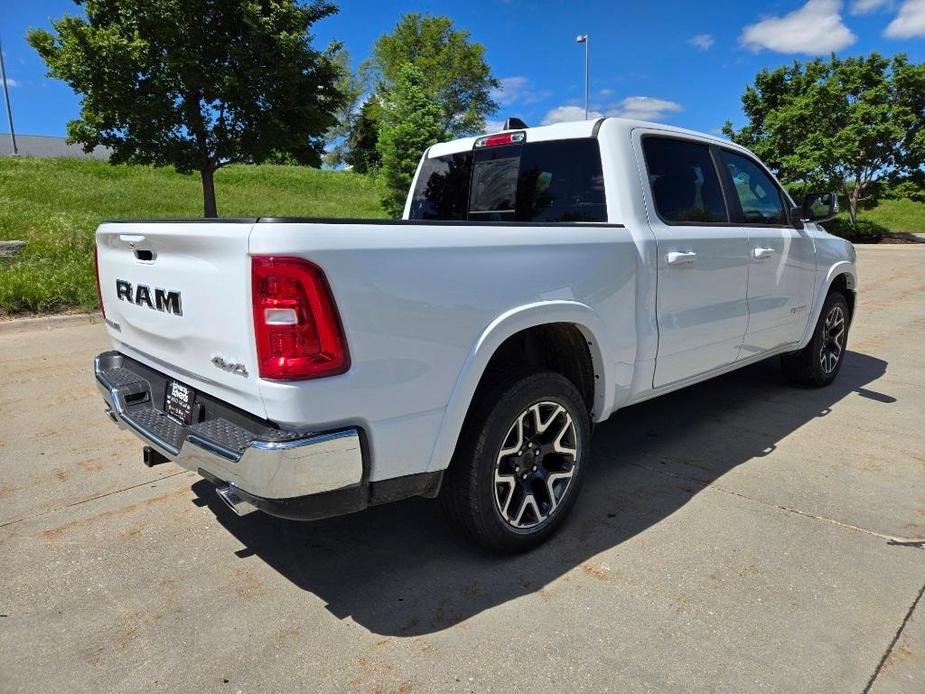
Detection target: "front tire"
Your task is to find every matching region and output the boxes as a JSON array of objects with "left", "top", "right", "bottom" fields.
[
  {"left": 440, "top": 370, "right": 591, "bottom": 553},
  {"left": 781, "top": 291, "right": 851, "bottom": 387}
]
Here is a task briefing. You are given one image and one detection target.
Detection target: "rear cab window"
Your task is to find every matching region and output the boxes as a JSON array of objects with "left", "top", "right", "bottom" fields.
[
  {"left": 409, "top": 152, "right": 472, "bottom": 220},
  {"left": 469, "top": 145, "right": 520, "bottom": 222},
  {"left": 409, "top": 136, "right": 607, "bottom": 223}
]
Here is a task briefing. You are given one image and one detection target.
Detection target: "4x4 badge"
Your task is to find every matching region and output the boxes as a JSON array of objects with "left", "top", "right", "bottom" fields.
[{"left": 211, "top": 355, "right": 248, "bottom": 377}]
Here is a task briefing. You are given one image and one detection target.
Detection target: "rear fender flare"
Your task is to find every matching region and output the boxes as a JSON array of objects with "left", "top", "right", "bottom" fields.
[{"left": 425, "top": 301, "right": 612, "bottom": 473}]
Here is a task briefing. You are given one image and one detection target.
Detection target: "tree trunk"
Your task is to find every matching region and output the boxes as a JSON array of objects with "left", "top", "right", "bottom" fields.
[
  {"left": 200, "top": 167, "right": 218, "bottom": 218},
  {"left": 847, "top": 182, "right": 861, "bottom": 228}
]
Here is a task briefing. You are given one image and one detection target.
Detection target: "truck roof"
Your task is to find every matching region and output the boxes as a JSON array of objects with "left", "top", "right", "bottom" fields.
[{"left": 426, "top": 117, "right": 733, "bottom": 159}]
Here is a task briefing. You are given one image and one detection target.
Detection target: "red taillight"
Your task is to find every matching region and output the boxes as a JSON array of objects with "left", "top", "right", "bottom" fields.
[
  {"left": 94, "top": 243, "right": 105, "bottom": 319},
  {"left": 474, "top": 131, "right": 526, "bottom": 148},
  {"left": 251, "top": 257, "right": 349, "bottom": 380}
]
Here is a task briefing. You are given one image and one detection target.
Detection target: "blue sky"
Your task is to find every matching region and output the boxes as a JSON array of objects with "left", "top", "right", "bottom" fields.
[{"left": 1, "top": 0, "right": 923, "bottom": 138}]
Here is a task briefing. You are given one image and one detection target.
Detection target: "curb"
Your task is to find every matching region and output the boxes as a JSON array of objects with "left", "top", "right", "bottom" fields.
[
  {"left": 856, "top": 244, "right": 925, "bottom": 250},
  {"left": 0, "top": 312, "right": 103, "bottom": 335}
]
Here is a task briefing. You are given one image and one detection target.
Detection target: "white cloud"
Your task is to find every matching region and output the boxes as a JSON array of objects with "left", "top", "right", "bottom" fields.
[
  {"left": 688, "top": 33, "right": 715, "bottom": 50},
  {"left": 541, "top": 96, "right": 683, "bottom": 125},
  {"left": 1, "top": 77, "right": 19, "bottom": 88},
  {"left": 491, "top": 76, "right": 528, "bottom": 106},
  {"left": 599, "top": 87, "right": 614, "bottom": 97},
  {"left": 541, "top": 105, "right": 603, "bottom": 125},
  {"left": 740, "top": 0, "right": 856, "bottom": 54},
  {"left": 850, "top": 0, "right": 891, "bottom": 14},
  {"left": 609, "top": 96, "right": 683, "bottom": 121},
  {"left": 483, "top": 119, "right": 506, "bottom": 133},
  {"left": 491, "top": 75, "right": 552, "bottom": 108},
  {"left": 885, "top": 0, "right": 925, "bottom": 37}
]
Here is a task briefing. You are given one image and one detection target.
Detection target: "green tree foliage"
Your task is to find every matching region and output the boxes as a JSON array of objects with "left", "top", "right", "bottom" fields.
[
  {"left": 368, "top": 13, "right": 499, "bottom": 138},
  {"left": 377, "top": 64, "right": 443, "bottom": 217},
  {"left": 345, "top": 97, "right": 382, "bottom": 174},
  {"left": 322, "top": 43, "right": 366, "bottom": 168},
  {"left": 28, "top": 0, "right": 343, "bottom": 217},
  {"left": 724, "top": 53, "right": 924, "bottom": 226}
]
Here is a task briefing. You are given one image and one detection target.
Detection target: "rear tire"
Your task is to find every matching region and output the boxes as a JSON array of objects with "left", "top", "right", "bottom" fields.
[
  {"left": 440, "top": 370, "right": 591, "bottom": 553},
  {"left": 781, "top": 291, "right": 850, "bottom": 387}
]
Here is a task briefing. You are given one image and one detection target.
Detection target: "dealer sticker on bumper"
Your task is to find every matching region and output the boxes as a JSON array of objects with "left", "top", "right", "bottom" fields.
[{"left": 165, "top": 380, "right": 195, "bottom": 425}]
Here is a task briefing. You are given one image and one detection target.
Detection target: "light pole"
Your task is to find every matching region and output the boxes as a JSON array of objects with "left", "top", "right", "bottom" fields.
[
  {"left": 576, "top": 34, "right": 589, "bottom": 120},
  {"left": 0, "top": 35, "right": 17, "bottom": 155}
]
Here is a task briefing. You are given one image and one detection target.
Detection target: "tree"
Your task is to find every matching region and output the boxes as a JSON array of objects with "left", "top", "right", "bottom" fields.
[
  {"left": 723, "top": 53, "right": 925, "bottom": 227},
  {"left": 368, "top": 13, "right": 499, "bottom": 138},
  {"left": 345, "top": 96, "right": 382, "bottom": 174},
  {"left": 377, "top": 64, "right": 444, "bottom": 217},
  {"left": 322, "top": 43, "right": 366, "bottom": 168},
  {"left": 28, "top": 0, "right": 343, "bottom": 217}
]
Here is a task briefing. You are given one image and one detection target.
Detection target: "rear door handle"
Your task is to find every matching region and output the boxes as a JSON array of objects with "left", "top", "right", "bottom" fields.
[
  {"left": 753, "top": 247, "right": 775, "bottom": 260},
  {"left": 666, "top": 251, "right": 697, "bottom": 266}
]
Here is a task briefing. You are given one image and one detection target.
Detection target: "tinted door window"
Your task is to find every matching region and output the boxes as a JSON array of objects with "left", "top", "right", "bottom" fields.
[
  {"left": 720, "top": 150, "right": 786, "bottom": 225},
  {"left": 516, "top": 139, "right": 606, "bottom": 222},
  {"left": 642, "top": 137, "right": 727, "bottom": 224},
  {"left": 409, "top": 152, "right": 473, "bottom": 220}
]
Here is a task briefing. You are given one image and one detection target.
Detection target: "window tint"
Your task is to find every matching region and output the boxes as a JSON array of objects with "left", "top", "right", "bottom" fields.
[
  {"left": 409, "top": 152, "right": 472, "bottom": 221},
  {"left": 409, "top": 137, "right": 608, "bottom": 223},
  {"left": 720, "top": 150, "right": 785, "bottom": 224},
  {"left": 469, "top": 144, "right": 521, "bottom": 221},
  {"left": 516, "top": 139, "right": 606, "bottom": 222},
  {"left": 642, "top": 137, "right": 727, "bottom": 224}
]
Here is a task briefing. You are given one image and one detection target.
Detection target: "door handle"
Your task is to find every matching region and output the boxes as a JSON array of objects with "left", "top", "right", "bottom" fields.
[
  {"left": 666, "top": 251, "right": 697, "bottom": 266},
  {"left": 753, "top": 247, "right": 775, "bottom": 260}
]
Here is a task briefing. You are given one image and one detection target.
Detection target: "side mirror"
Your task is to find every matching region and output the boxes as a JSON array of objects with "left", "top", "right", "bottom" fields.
[{"left": 801, "top": 192, "right": 840, "bottom": 223}]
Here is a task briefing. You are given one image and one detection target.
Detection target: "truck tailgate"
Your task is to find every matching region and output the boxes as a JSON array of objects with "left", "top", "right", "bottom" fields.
[{"left": 96, "top": 221, "right": 266, "bottom": 418}]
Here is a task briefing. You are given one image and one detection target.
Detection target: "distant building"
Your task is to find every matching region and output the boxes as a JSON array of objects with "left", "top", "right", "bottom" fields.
[{"left": 0, "top": 133, "right": 110, "bottom": 160}]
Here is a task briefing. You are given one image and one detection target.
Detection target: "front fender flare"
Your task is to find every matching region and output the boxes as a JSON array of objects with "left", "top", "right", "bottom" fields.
[
  {"left": 799, "top": 260, "right": 857, "bottom": 349},
  {"left": 424, "top": 301, "right": 614, "bottom": 473}
]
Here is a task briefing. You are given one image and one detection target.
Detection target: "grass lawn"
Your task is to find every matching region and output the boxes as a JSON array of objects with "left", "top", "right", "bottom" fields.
[
  {"left": 2, "top": 156, "right": 923, "bottom": 316},
  {"left": 0, "top": 157, "right": 387, "bottom": 315},
  {"left": 858, "top": 197, "right": 925, "bottom": 233}
]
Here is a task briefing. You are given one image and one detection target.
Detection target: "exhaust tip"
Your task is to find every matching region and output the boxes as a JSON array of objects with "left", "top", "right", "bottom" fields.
[{"left": 216, "top": 485, "right": 258, "bottom": 516}]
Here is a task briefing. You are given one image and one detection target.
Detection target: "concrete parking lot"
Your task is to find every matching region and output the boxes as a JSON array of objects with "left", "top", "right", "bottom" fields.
[{"left": 1, "top": 245, "right": 923, "bottom": 693}]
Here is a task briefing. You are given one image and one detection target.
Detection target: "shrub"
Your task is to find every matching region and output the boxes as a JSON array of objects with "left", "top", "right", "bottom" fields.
[
  {"left": 884, "top": 180, "right": 925, "bottom": 202},
  {"left": 822, "top": 217, "right": 889, "bottom": 242}
]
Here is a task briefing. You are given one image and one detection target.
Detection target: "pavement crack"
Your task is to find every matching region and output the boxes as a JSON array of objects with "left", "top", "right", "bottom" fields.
[
  {"left": 756, "top": 502, "right": 925, "bottom": 548},
  {"left": 624, "top": 458, "right": 925, "bottom": 547},
  {"left": 0, "top": 470, "right": 190, "bottom": 529},
  {"left": 862, "top": 581, "right": 925, "bottom": 693}
]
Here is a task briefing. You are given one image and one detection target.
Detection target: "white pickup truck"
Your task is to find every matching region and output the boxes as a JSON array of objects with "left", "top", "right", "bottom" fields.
[{"left": 93, "top": 117, "right": 856, "bottom": 551}]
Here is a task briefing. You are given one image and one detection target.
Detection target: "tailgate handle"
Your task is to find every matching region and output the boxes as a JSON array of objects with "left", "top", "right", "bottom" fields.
[{"left": 118, "top": 234, "right": 146, "bottom": 247}]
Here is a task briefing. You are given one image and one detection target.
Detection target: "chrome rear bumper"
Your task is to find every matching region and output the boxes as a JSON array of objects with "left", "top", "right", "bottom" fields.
[{"left": 94, "top": 351, "right": 365, "bottom": 516}]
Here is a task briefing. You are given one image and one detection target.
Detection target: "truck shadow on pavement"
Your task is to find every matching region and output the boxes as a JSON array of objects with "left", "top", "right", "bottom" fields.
[{"left": 192, "top": 350, "right": 892, "bottom": 636}]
